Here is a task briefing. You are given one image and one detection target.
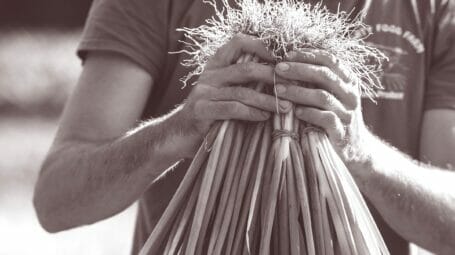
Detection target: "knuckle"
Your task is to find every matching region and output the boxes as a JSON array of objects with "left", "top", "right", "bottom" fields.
[
  {"left": 307, "top": 51, "right": 317, "bottom": 62},
  {"left": 319, "top": 67, "right": 337, "bottom": 83},
  {"left": 231, "top": 33, "right": 248, "bottom": 46},
  {"left": 344, "top": 110, "right": 354, "bottom": 124},
  {"left": 325, "top": 52, "right": 339, "bottom": 67},
  {"left": 212, "top": 45, "right": 228, "bottom": 63},
  {"left": 323, "top": 112, "right": 338, "bottom": 126},
  {"left": 335, "top": 118, "right": 344, "bottom": 130},
  {"left": 333, "top": 126, "right": 345, "bottom": 142},
  {"left": 232, "top": 33, "right": 243, "bottom": 43},
  {"left": 317, "top": 90, "right": 333, "bottom": 106},
  {"left": 341, "top": 67, "right": 354, "bottom": 80},
  {"left": 190, "top": 85, "right": 208, "bottom": 100},
  {"left": 346, "top": 89, "right": 360, "bottom": 109},
  {"left": 337, "top": 122, "right": 347, "bottom": 140}
]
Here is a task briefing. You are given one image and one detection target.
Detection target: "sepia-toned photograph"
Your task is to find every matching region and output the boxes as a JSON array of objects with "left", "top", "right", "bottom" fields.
[{"left": 1, "top": 0, "right": 454, "bottom": 254}]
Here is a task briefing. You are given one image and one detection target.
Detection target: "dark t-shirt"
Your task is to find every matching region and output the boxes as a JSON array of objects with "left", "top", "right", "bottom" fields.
[{"left": 78, "top": 0, "right": 455, "bottom": 254}]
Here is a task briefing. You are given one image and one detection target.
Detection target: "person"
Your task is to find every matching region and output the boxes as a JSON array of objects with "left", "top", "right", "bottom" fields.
[{"left": 33, "top": 0, "right": 455, "bottom": 254}]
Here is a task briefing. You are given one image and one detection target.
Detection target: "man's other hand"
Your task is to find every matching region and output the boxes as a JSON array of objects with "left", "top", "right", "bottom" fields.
[
  {"left": 179, "top": 34, "right": 292, "bottom": 156},
  {"left": 274, "top": 49, "right": 371, "bottom": 162}
]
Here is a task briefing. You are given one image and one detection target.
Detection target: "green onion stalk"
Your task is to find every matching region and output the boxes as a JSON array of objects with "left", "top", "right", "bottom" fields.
[{"left": 139, "top": 0, "right": 389, "bottom": 254}]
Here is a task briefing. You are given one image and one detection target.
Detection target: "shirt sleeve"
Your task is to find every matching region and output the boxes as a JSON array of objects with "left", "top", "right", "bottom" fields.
[
  {"left": 425, "top": 0, "right": 455, "bottom": 110},
  {"left": 77, "top": 0, "right": 170, "bottom": 79}
]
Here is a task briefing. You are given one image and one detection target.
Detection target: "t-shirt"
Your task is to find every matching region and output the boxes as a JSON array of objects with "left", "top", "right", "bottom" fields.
[{"left": 78, "top": 0, "right": 455, "bottom": 254}]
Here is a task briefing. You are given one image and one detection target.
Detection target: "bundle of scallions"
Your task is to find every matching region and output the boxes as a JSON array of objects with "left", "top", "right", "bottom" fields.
[{"left": 140, "top": 0, "right": 389, "bottom": 254}]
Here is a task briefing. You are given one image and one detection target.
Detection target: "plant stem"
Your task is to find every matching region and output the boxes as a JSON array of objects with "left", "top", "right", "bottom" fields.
[
  {"left": 246, "top": 122, "right": 272, "bottom": 253},
  {"left": 212, "top": 125, "right": 254, "bottom": 255},
  {"left": 300, "top": 130, "right": 325, "bottom": 255},
  {"left": 225, "top": 122, "right": 264, "bottom": 255},
  {"left": 185, "top": 121, "right": 229, "bottom": 255},
  {"left": 278, "top": 162, "right": 290, "bottom": 255},
  {"left": 195, "top": 121, "right": 235, "bottom": 254},
  {"left": 259, "top": 147, "right": 285, "bottom": 255},
  {"left": 166, "top": 171, "right": 202, "bottom": 254},
  {"left": 308, "top": 132, "right": 334, "bottom": 255},
  {"left": 290, "top": 140, "right": 316, "bottom": 255},
  {"left": 139, "top": 122, "right": 221, "bottom": 255},
  {"left": 206, "top": 122, "right": 245, "bottom": 254},
  {"left": 286, "top": 154, "right": 301, "bottom": 255}
]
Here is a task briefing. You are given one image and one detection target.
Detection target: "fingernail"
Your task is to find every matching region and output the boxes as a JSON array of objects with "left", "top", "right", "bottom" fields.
[
  {"left": 275, "top": 84, "right": 286, "bottom": 94},
  {"left": 277, "top": 63, "right": 290, "bottom": 72},
  {"left": 280, "top": 100, "right": 291, "bottom": 109}
]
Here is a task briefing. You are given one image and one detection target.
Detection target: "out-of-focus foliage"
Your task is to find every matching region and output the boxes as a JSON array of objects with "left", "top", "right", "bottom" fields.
[{"left": 0, "top": 30, "right": 82, "bottom": 117}]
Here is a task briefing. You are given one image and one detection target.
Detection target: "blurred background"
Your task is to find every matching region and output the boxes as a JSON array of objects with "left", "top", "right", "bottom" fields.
[{"left": 0, "top": 0, "right": 136, "bottom": 254}]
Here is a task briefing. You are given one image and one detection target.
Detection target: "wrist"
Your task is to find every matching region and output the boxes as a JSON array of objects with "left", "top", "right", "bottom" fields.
[
  {"left": 159, "top": 106, "right": 206, "bottom": 159},
  {"left": 343, "top": 124, "right": 375, "bottom": 163},
  {"left": 344, "top": 128, "right": 378, "bottom": 188}
]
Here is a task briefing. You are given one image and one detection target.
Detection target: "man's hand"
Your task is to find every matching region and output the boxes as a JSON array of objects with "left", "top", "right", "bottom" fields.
[
  {"left": 273, "top": 49, "right": 370, "bottom": 162},
  {"left": 178, "top": 34, "right": 292, "bottom": 157},
  {"left": 273, "top": 49, "right": 455, "bottom": 254}
]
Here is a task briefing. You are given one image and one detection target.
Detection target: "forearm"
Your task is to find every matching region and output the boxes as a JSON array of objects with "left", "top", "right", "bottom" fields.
[
  {"left": 34, "top": 106, "right": 201, "bottom": 232},
  {"left": 348, "top": 132, "right": 455, "bottom": 254}
]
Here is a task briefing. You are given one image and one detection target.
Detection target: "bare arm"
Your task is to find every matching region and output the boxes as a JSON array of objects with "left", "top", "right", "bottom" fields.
[
  {"left": 33, "top": 52, "right": 200, "bottom": 232},
  {"left": 273, "top": 49, "right": 455, "bottom": 254},
  {"left": 34, "top": 35, "right": 290, "bottom": 233},
  {"left": 348, "top": 109, "right": 455, "bottom": 255}
]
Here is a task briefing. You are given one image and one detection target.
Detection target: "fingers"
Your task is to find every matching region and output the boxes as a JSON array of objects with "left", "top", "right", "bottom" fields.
[
  {"left": 198, "top": 33, "right": 290, "bottom": 89},
  {"left": 200, "top": 61, "right": 288, "bottom": 87},
  {"left": 206, "top": 33, "right": 275, "bottom": 69},
  {"left": 275, "top": 84, "right": 352, "bottom": 123},
  {"left": 213, "top": 86, "right": 291, "bottom": 113},
  {"left": 275, "top": 50, "right": 359, "bottom": 110},
  {"left": 295, "top": 106, "right": 346, "bottom": 144},
  {"left": 275, "top": 62, "right": 358, "bottom": 109},
  {"left": 194, "top": 100, "right": 271, "bottom": 121},
  {"left": 285, "top": 50, "right": 351, "bottom": 82},
  {"left": 189, "top": 85, "right": 291, "bottom": 122}
]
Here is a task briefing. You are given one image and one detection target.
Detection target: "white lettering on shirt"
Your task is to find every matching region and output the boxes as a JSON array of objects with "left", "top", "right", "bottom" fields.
[{"left": 375, "top": 24, "right": 425, "bottom": 54}]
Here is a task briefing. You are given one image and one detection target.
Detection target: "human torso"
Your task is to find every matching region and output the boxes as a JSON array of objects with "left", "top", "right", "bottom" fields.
[{"left": 133, "top": 1, "right": 437, "bottom": 254}]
